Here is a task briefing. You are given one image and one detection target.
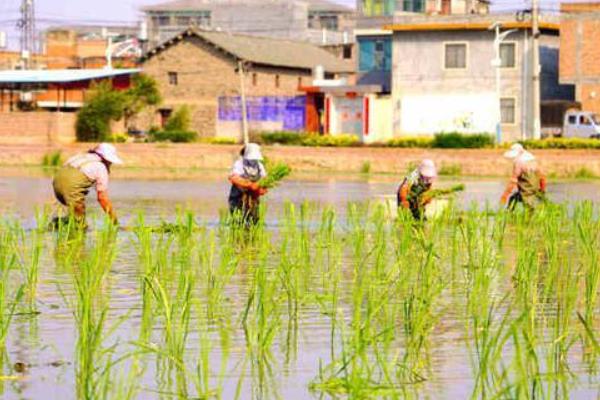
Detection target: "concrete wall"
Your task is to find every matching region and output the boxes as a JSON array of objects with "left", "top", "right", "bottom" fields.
[
  {"left": 392, "top": 30, "right": 525, "bottom": 140},
  {"left": 392, "top": 29, "right": 537, "bottom": 142},
  {"left": 326, "top": 93, "right": 392, "bottom": 143},
  {"left": 140, "top": 35, "right": 309, "bottom": 138},
  {"left": 0, "top": 112, "right": 76, "bottom": 145}
]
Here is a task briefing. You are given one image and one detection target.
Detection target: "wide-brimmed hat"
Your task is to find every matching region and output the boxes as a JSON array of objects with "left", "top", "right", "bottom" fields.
[
  {"left": 244, "top": 143, "right": 263, "bottom": 161},
  {"left": 504, "top": 143, "right": 524, "bottom": 159},
  {"left": 94, "top": 143, "right": 123, "bottom": 165},
  {"left": 419, "top": 159, "right": 437, "bottom": 178}
]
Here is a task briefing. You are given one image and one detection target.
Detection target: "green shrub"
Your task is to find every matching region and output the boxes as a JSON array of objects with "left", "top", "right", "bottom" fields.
[
  {"left": 164, "top": 106, "right": 191, "bottom": 132},
  {"left": 261, "top": 131, "right": 303, "bottom": 145},
  {"left": 42, "top": 151, "right": 62, "bottom": 167},
  {"left": 432, "top": 132, "right": 495, "bottom": 149},
  {"left": 360, "top": 161, "right": 371, "bottom": 174},
  {"left": 573, "top": 167, "right": 596, "bottom": 179},
  {"left": 149, "top": 130, "right": 197, "bottom": 143},
  {"left": 301, "top": 134, "right": 360, "bottom": 147},
  {"left": 76, "top": 81, "right": 127, "bottom": 142},
  {"left": 438, "top": 163, "right": 463, "bottom": 176},
  {"left": 205, "top": 137, "right": 237, "bottom": 145},
  {"left": 385, "top": 137, "right": 434, "bottom": 148},
  {"left": 520, "top": 138, "right": 600, "bottom": 150}
]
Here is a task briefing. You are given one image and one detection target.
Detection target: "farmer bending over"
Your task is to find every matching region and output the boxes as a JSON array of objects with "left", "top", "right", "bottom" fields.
[
  {"left": 501, "top": 143, "right": 547, "bottom": 211},
  {"left": 53, "top": 143, "right": 122, "bottom": 225},
  {"left": 397, "top": 159, "right": 437, "bottom": 220},
  {"left": 228, "top": 143, "right": 268, "bottom": 224}
]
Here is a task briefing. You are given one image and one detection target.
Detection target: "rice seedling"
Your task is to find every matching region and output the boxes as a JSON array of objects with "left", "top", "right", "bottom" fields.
[{"left": 1, "top": 195, "right": 600, "bottom": 399}]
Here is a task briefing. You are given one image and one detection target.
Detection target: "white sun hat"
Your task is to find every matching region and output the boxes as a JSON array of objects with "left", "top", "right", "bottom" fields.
[
  {"left": 419, "top": 159, "right": 437, "bottom": 178},
  {"left": 94, "top": 143, "right": 123, "bottom": 165},
  {"left": 244, "top": 143, "right": 263, "bottom": 161},
  {"left": 504, "top": 143, "right": 524, "bottom": 159}
]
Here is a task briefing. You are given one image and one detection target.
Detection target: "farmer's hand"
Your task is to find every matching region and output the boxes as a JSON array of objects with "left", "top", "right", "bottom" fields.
[
  {"left": 248, "top": 182, "right": 260, "bottom": 192},
  {"left": 257, "top": 188, "right": 268, "bottom": 196},
  {"left": 401, "top": 200, "right": 410, "bottom": 209},
  {"left": 500, "top": 193, "right": 509, "bottom": 205}
]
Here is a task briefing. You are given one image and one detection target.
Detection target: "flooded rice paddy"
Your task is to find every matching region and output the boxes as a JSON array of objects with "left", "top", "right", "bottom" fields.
[{"left": 0, "top": 171, "right": 599, "bottom": 399}]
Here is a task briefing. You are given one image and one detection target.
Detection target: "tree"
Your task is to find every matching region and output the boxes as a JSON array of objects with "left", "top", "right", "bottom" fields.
[
  {"left": 76, "top": 80, "right": 127, "bottom": 142},
  {"left": 75, "top": 74, "right": 162, "bottom": 142},
  {"left": 123, "top": 74, "right": 162, "bottom": 128}
]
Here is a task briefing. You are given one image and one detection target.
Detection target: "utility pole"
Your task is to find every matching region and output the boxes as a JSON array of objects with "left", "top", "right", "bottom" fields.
[
  {"left": 238, "top": 60, "right": 249, "bottom": 144},
  {"left": 531, "top": 0, "right": 542, "bottom": 139},
  {"left": 17, "top": 0, "right": 36, "bottom": 69}
]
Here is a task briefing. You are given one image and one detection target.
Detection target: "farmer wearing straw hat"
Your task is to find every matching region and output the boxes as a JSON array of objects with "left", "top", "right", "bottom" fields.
[
  {"left": 501, "top": 143, "right": 547, "bottom": 211},
  {"left": 228, "top": 143, "right": 268, "bottom": 224},
  {"left": 397, "top": 159, "right": 438, "bottom": 220},
  {"left": 52, "top": 143, "right": 123, "bottom": 224}
]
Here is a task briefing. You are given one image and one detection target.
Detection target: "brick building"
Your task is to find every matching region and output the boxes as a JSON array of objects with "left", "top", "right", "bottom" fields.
[
  {"left": 140, "top": 29, "right": 353, "bottom": 139},
  {"left": 560, "top": 2, "right": 600, "bottom": 114}
]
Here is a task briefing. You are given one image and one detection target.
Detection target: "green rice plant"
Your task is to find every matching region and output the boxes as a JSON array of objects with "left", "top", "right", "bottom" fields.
[
  {"left": 0, "top": 225, "right": 25, "bottom": 351},
  {"left": 41, "top": 150, "right": 63, "bottom": 168},
  {"left": 259, "top": 162, "right": 292, "bottom": 189}
]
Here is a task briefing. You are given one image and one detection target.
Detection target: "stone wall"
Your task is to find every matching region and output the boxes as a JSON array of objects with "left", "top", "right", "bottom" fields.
[
  {"left": 141, "top": 35, "right": 310, "bottom": 137},
  {"left": 0, "top": 112, "right": 76, "bottom": 144}
]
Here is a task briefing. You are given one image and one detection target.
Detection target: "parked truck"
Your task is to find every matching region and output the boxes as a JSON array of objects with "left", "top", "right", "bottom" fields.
[{"left": 542, "top": 100, "right": 600, "bottom": 138}]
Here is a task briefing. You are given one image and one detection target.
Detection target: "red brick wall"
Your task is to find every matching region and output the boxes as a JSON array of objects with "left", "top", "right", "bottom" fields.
[
  {"left": 0, "top": 112, "right": 76, "bottom": 144},
  {"left": 560, "top": 3, "right": 600, "bottom": 114}
]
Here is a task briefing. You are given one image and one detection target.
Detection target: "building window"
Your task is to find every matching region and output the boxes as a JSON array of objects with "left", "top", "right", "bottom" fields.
[
  {"left": 444, "top": 43, "right": 467, "bottom": 69},
  {"left": 176, "top": 16, "right": 191, "bottom": 26},
  {"left": 275, "top": 75, "right": 280, "bottom": 88},
  {"left": 343, "top": 44, "right": 352, "bottom": 60},
  {"left": 374, "top": 40, "right": 386, "bottom": 69},
  {"left": 500, "top": 98, "right": 516, "bottom": 124},
  {"left": 252, "top": 73, "right": 258, "bottom": 86},
  {"left": 402, "top": 0, "right": 425, "bottom": 12},
  {"left": 500, "top": 42, "right": 516, "bottom": 68},
  {"left": 157, "top": 15, "right": 170, "bottom": 26},
  {"left": 358, "top": 37, "right": 391, "bottom": 72},
  {"left": 320, "top": 15, "right": 339, "bottom": 31},
  {"left": 362, "top": 0, "right": 395, "bottom": 16},
  {"left": 168, "top": 71, "right": 178, "bottom": 86},
  {"left": 193, "top": 11, "right": 211, "bottom": 27}
]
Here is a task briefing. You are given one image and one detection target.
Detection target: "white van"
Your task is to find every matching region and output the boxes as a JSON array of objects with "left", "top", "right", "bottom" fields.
[{"left": 563, "top": 111, "right": 600, "bottom": 139}]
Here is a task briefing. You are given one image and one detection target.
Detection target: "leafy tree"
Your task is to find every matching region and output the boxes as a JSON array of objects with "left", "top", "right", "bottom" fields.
[
  {"left": 76, "top": 74, "right": 162, "bottom": 142},
  {"left": 76, "top": 81, "right": 127, "bottom": 142},
  {"left": 123, "top": 74, "right": 162, "bottom": 128}
]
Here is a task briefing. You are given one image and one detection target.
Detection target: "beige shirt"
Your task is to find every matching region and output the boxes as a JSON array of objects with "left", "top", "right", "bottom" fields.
[
  {"left": 511, "top": 152, "right": 537, "bottom": 184},
  {"left": 65, "top": 153, "right": 109, "bottom": 192}
]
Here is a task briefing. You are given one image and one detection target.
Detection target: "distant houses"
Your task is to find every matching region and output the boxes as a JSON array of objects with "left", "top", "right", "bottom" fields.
[
  {"left": 139, "top": 29, "right": 353, "bottom": 139},
  {"left": 142, "top": 0, "right": 355, "bottom": 47},
  {"left": 386, "top": 14, "right": 574, "bottom": 142}
]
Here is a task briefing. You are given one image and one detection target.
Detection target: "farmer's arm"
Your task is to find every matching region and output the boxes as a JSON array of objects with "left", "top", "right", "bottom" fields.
[
  {"left": 95, "top": 169, "right": 117, "bottom": 223},
  {"left": 97, "top": 190, "right": 117, "bottom": 223},
  {"left": 538, "top": 170, "right": 547, "bottom": 193},
  {"left": 398, "top": 183, "right": 410, "bottom": 209},
  {"left": 229, "top": 175, "right": 259, "bottom": 191},
  {"left": 501, "top": 166, "right": 519, "bottom": 204}
]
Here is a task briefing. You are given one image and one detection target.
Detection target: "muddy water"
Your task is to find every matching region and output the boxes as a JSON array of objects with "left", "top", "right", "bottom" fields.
[{"left": 1, "top": 171, "right": 599, "bottom": 399}]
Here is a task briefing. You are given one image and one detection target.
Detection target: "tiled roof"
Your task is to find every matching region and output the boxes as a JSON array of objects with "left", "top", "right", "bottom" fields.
[{"left": 143, "top": 29, "right": 354, "bottom": 73}]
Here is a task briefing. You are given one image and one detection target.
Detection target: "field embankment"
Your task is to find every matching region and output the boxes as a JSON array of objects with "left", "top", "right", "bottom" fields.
[{"left": 0, "top": 143, "right": 599, "bottom": 179}]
